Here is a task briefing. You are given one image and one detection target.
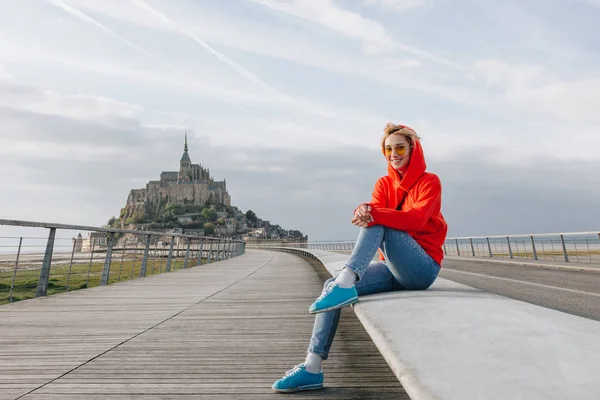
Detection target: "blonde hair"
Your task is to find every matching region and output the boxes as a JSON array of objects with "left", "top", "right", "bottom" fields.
[{"left": 381, "top": 122, "right": 421, "bottom": 150}]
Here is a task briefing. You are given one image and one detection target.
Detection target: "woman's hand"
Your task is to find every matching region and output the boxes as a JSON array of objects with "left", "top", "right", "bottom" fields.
[
  {"left": 353, "top": 204, "right": 373, "bottom": 227},
  {"left": 351, "top": 215, "right": 370, "bottom": 228}
]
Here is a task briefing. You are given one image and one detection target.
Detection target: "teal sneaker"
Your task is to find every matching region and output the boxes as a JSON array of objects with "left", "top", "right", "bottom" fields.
[
  {"left": 309, "top": 281, "right": 358, "bottom": 314},
  {"left": 272, "top": 363, "right": 324, "bottom": 393}
]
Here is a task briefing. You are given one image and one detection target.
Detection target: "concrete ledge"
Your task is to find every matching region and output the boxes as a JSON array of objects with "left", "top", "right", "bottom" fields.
[{"left": 264, "top": 247, "right": 600, "bottom": 400}]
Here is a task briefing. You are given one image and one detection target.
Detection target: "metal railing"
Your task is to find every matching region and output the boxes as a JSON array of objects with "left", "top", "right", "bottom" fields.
[
  {"left": 0, "top": 219, "right": 245, "bottom": 304},
  {"left": 246, "top": 231, "right": 600, "bottom": 265},
  {"left": 444, "top": 232, "right": 600, "bottom": 264}
]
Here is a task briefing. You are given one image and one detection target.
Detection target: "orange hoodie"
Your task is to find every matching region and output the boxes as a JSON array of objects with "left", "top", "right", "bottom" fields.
[{"left": 364, "top": 137, "right": 448, "bottom": 266}]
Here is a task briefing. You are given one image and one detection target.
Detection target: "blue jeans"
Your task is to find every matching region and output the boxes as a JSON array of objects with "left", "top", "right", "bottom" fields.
[{"left": 307, "top": 225, "right": 440, "bottom": 359}]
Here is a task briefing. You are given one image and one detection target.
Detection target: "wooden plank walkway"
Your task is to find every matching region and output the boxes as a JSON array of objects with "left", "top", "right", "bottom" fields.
[{"left": 0, "top": 250, "right": 408, "bottom": 399}]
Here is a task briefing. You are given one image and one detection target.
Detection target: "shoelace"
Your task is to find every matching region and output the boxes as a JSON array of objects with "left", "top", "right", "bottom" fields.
[
  {"left": 284, "top": 365, "right": 302, "bottom": 378},
  {"left": 316, "top": 282, "right": 336, "bottom": 301}
]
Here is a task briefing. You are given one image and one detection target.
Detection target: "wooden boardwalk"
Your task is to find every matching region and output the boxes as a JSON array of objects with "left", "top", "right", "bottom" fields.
[{"left": 1, "top": 250, "right": 408, "bottom": 399}]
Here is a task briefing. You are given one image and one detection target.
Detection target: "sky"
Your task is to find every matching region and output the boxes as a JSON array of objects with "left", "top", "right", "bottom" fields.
[{"left": 1, "top": 0, "right": 600, "bottom": 242}]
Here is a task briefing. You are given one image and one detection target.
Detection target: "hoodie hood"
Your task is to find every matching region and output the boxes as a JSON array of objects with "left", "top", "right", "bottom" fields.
[{"left": 382, "top": 136, "right": 427, "bottom": 193}]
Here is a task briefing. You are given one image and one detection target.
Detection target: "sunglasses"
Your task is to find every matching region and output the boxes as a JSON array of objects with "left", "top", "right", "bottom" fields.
[{"left": 384, "top": 144, "right": 410, "bottom": 157}]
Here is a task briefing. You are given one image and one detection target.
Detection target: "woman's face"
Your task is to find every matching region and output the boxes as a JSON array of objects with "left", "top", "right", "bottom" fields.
[{"left": 384, "top": 134, "right": 411, "bottom": 170}]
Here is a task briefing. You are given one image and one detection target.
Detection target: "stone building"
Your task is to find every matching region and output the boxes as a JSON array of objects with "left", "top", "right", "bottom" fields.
[
  {"left": 81, "top": 232, "right": 107, "bottom": 252},
  {"left": 121, "top": 133, "right": 231, "bottom": 223},
  {"left": 73, "top": 233, "right": 82, "bottom": 252}
]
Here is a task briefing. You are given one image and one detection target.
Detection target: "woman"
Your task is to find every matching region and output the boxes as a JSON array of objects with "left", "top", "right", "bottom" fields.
[{"left": 272, "top": 122, "right": 448, "bottom": 393}]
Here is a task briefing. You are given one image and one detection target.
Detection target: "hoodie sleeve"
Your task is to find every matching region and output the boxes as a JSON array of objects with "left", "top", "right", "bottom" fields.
[
  {"left": 353, "top": 178, "right": 388, "bottom": 214},
  {"left": 368, "top": 176, "right": 441, "bottom": 231},
  {"left": 370, "top": 178, "right": 388, "bottom": 208}
]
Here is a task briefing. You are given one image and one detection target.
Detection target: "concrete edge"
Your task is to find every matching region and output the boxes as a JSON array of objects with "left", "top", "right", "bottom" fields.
[
  {"left": 351, "top": 304, "right": 439, "bottom": 400},
  {"left": 444, "top": 256, "right": 600, "bottom": 273}
]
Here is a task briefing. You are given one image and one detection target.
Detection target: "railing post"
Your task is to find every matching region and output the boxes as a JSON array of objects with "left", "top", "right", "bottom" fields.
[
  {"left": 469, "top": 238, "right": 475, "bottom": 257},
  {"left": 117, "top": 239, "right": 127, "bottom": 281},
  {"left": 183, "top": 238, "right": 191, "bottom": 269},
  {"left": 151, "top": 241, "right": 159, "bottom": 275},
  {"left": 486, "top": 237, "right": 493, "bottom": 258},
  {"left": 455, "top": 238, "right": 460, "bottom": 256},
  {"left": 130, "top": 242, "right": 138, "bottom": 278},
  {"left": 216, "top": 240, "right": 222, "bottom": 261},
  {"left": 9, "top": 237, "right": 23, "bottom": 302},
  {"left": 560, "top": 234, "right": 569, "bottom": 262},
  {"left": 139, "top": 235, "right": 152, "bottom": 277},
  {"left": 530, "top": 235, "right": 538, "bottom": 260},
  {"left": 166, "top": 236, "right": 175, "bottom": 272},
  {"left": 197, "top": 238, "right": 204, "bottom": 266},
  {"left": 85, "top": 240, "right": 96, "bottom": 287},
  {"left": 100, "top": 232, "right": 116, "bottom": 286},
  {"left": 507, "top": 237, "right": 513, "bottom": 258},
  {"left": 66, "top": 237, "right": 77, "bottom": 291},
  {"left": 173, "top": 240, "right": 181, "bottom": 270},
  {"left": 208, "top": 241, "right": 213, "bottom": 263},
  {"left": 36, "top": 228, "right": 56, "bottom": 297},
  {"left": 443, "top": 243, "right": 447, "bottom": 255}
]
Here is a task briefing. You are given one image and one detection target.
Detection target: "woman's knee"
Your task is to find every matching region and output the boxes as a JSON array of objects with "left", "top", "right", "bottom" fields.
[
  {"left": 365, "top": 224, "right": 384, "bottom": 232},
  {"left": 382, "top": 227, "right": 409, "bottom": 239}
]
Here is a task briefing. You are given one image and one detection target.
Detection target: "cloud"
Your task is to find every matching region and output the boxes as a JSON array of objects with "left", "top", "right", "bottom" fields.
[
  {"left": 384, "top": 58, "right": 422, "bottom": 69},
  {"left": 45, "top": 0, "right": 274, "bottom": 128},
  {"left": 0, "top": 76, "right": 138, "bottom": 125},
  {"left": 31, "top": 0, "right": 482, "bottom": 110},
  {"left": 249, "top": 0, "right": 396, "bottom": 54},
  {"left": 27, "top": 0, "right": 405, "bottom": 128},
  {"left": 365, "top": 0, "right": 427, "bottom": 13},
  {"left": 434, "top": 155, "right": 600, "bottom": 237},
  {"left": 2, "top": 43, "right": 388, "bottom": 129},
  {"left": 129, "top": 0, "right": 281, "bottom": 96},
  {"left": 249, "top": 0, "right": 464, "bottom": 68},
  {"left": 0, "top": 62, "right": 9, "bottom": 77},
  {"left": 473, "top": 58, "right": 600, "bottom": 123}
]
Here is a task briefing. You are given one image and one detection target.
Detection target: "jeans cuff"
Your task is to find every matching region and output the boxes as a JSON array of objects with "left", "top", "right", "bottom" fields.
[
  {"left": 307, "top": 348, "right": 329, "bottom": 360},
  {"left": 344, "top": 264, "right": 362, "bottom": 281}
]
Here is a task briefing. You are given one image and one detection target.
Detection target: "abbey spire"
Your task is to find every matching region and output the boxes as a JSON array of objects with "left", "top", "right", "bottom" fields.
[{"left": 180, "top": 132, "right": 191, "bottom": 164}]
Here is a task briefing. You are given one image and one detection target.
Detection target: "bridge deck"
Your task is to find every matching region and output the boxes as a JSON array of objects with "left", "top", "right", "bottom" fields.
[{"left": 0, "top": 250, "right": 407, "bottom": 399}]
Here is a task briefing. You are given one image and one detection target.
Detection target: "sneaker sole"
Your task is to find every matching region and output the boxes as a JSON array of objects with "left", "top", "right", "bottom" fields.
[
  {"left": 309, "top": 296, "right": 358, "bottom": 314},
  {"left": 272, "top": 383, "right": 324, "bottom": 393}
]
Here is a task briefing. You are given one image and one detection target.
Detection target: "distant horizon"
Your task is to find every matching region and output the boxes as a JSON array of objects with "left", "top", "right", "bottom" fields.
[{"left": 1, "top": 216, "right": 599, "bottom": 250}]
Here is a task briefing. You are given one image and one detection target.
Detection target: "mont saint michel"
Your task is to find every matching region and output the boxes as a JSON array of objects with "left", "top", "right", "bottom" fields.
[
  {"left": 120, "top": 133, "right": 230, "bottom": 225},
  {"left": 112, "top": 134, "right": 305, "bottom": 242}
]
